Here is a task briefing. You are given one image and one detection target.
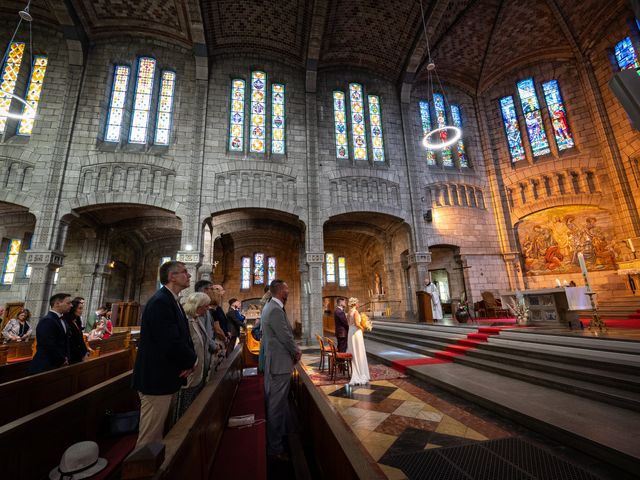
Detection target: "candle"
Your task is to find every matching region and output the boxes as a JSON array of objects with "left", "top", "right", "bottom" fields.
[
  {"left": 577, "top": 252, "right": 592, "bottom": 292},
  {"left": 555, "top": 278, "right": 561, "bottom": 287},
  {"left": 628, "top": 239, "right": 636, "bottom": 253}
]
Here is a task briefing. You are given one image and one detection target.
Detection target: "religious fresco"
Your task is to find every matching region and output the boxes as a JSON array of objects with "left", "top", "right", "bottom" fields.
[{"left": 517, "top": 206, "right": 619, "bottom": 275}]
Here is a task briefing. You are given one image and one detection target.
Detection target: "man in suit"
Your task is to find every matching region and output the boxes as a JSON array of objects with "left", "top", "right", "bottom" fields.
[
  {"left": 262, "top": 279, "right": 300, "bottom": 461},
  {"left": 29, "top": 293, "right": 73, "bottom": 374},
  {"left": 133, "top": 261, "right": 197, "bottom": 448},
  {"left": 334, "top": 297, "right": 349, "bottom": 353},
  {"left": 226, "top": 297, "right": 245, "bottom": 350}
]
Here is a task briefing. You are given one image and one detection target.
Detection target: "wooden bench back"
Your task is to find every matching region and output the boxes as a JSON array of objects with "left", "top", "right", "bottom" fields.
[
  {"left": 0, "top": 348, "right": 134, "bottom": 425},
  {"left": 0, "top": 371, "right": 138, "bottom": 480}
]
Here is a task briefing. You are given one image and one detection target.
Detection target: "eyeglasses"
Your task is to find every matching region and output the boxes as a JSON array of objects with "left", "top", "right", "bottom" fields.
[{"left": 173, "top": 270, "right": 189, "bottom": 276}]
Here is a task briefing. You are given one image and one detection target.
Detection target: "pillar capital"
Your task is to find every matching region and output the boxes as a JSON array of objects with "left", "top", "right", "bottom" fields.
[
  {"left": 306, "top": 252, "right": 325, "bottom": 265},
  {"left": 407, "top": 251, "right": 432, "bottom": 266},
  {"left": 26, "top": 250, "right": 65, "bottom": 268},
  {"left": 176, "top": 251, "right": 203, "bottom": 266}
]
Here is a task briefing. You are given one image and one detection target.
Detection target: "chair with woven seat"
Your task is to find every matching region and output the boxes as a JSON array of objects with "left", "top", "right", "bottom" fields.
[
  {"left": 315, "top": 334, "right": 332, "bottom": 372},
  {"left": 481, "top": 291, "right": 510, "bottom": 318},
  {"left": 325, "top": 337, "right": 352, "bottom": 382}
]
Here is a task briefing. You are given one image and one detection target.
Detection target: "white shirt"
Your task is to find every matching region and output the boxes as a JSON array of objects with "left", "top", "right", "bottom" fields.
[{"left": 271, "top": 297, "right": 284, "bottom": 309}]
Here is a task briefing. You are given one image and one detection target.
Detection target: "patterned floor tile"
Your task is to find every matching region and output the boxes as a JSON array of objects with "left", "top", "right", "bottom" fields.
[
  {"left": 375, "top": 414, "right": 439, "bottom": 436},
  {"left": 353, "top": 397, "right": 405, "bottom": 413},
  {"left": 378, "top": 464, "right": 408, "bottom": 480},
  {"left": 393, "top": 401, "right": 427, "bottom": 418}
]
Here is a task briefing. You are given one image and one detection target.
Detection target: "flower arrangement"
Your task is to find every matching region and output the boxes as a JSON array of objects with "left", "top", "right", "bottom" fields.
[
  {"left": 361, "top": 312, "right": 373, "bottom": 332},
  {"left": 506, "top": 292, "right": 529, "bottom": 325}
]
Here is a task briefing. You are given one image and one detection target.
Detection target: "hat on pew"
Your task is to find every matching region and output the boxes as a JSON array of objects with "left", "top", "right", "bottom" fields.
[{"left": 49, "top": 441, "right": 108, "bottom": 479}]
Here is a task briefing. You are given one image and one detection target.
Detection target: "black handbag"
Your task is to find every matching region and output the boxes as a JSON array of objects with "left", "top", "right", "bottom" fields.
[{"left": 104, "top": 410, "right": 140, "bottom": 437}]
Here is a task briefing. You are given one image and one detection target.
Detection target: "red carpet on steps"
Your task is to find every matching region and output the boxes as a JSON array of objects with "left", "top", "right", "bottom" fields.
[
  {"left": 579, "top": 318, "right": 640, "bottom": 328},
  {"left": 211, "top": 375, "right": 266, "bottom": 480},
  {"left": 391, "top": 357, "right": 451, "bottom": 373}
]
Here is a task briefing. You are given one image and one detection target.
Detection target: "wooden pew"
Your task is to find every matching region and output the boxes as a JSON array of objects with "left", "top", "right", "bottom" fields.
[
  {"left": 0, "top": 371, "right": 139, "bottom": 480},
  {"left": 0, "top": 347, "right": 134, "bottom": 425},
  {"left": 123, "top": 345, "right": 243, "bottom": 479},
  {"left": 89, "top": 331, "right": 131, "bottom": 355},
  {"left": 290, "top": 364, "right": 387, "bottom": 480}
]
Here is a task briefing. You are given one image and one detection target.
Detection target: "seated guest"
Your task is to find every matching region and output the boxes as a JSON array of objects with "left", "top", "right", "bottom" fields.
[
  {"left": 63, "top": 297, "right": 89, "bottom": 364},
  {"left": 102, "top": 310, "right": 113, "bottom": 339},
  {"left": 88, "top": 319, "right": 107, "bottom": 341},
  {"left": 174, "top": 292, "right": 212, "bottom": 420},
  {"left": 2, "top": 309, "right": 32, "bottom": 343},
  {"left": 29, "top": 293, "right": 73, "bottom": 374},
  {"left": 226, "top": 297, "right": 246, "bottom": 351},
  {"left": 85, "top": 305, "right": 107, "bottom": 333}
]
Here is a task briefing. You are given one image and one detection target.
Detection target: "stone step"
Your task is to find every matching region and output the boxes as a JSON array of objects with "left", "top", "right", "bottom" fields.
[
  {"left": 366, "top": 331, "right": 452, "bottom": 353},
  {"left": 496, "top": 330, "right": 640, "bottom": 355}
]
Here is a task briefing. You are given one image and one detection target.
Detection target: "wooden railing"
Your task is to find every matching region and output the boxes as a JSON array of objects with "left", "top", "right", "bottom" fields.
[
  {"left": 0, "top": 339, "right": 35, "bottom": 365},
  {"left": 122, "top": 345, "right": 243, "bottom": 479},
  {"left": 0, "top": 371, "right": 139, "bottom": 480},
  {"left": 290, "top": 363, "right": 387, "bottom": 480}
]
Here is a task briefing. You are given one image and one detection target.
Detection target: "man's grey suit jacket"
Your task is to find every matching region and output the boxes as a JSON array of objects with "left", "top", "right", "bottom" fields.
[{"left": 262, "top": 300, "right": 298, "bottom": 375}]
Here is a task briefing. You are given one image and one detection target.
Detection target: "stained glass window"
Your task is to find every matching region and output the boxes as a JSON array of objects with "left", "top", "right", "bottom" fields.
[
  {"left": 267, "top": 256, "right": 276, "bottom": 285},
  {"left": 241, "top": 256, "right": 251, "bottom": 290},
  {"left": 2, "top": 239, "right": 21, "bottom": 284},
  {"left": 129, "top": 57, "right": 156, "bottom": 144},
  {"left": 542, "top": 80, "right": 574, "bottom": 151},
  {"left": 17, "top": 56, "right": 49, "bottom": 136},
  {"left": 349, "top": 83, "right": 367, "bottom": 161},
  {"left": 367, "top": 95, "right": 385, "bottom": 163},
  {"left": 154, "top": 71, "right": 176, "bottom": 146},
  {"left": 105, "top": 65, "right": 130, "bottom": 142},
  {"left": 250, "top": 71, "right": 266, "bottom": 153},
  {"left": 326, "top": 253, "right": 335, "bottom": 283},
  {"left": 516, "top": 78, "right": 550, "bottom": 157},
  {"left": 614, "top": 37, "right": 639, "bottom": 70},
  {"left": 253, "top": 252, "right": 264, "bottom": 285},
  {"left": 0, "top": 42, "right": 25, "bottom": 135},
  {"left": 450, "top": 105, "right": 468, "bottom": 167},
  {"left": 271, "top": 83, "right": 285, "bottom": 154},
  {"left": 333, "top": 91, "right": 349, "bottom": 159},
  {"left": 499, "top": 96, "right": 526, "bottom": 162},
  {"left": 338, "top": 256, "right": 347, "bottom": 287},
  {"left": 229, "top": 79, "right": 245, "bottom": 152},
  {"left": 433, "top": 94, "right": 453, "bottom": 166},
  {"left": 419, "top": 100, "right": 436, "bottom": 165}
]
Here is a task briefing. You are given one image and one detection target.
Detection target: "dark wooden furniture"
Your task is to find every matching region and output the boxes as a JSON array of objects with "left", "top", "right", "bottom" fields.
[
  {"left": 416, "top": 291, "right": 434, "bottom": 322},
  {"left": 112, "top": 302, "right": 141, "bottom": 327},
  {"left": 325, "top": 337, "right": 352, "bottom": 382},
  {"left": 315, "top": 334, "right": 331, "bottom": 372}
]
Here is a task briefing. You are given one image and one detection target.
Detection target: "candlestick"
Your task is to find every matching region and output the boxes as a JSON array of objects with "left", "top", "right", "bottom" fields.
[
  {"left": 555, "top": 278, "right": 561, "bottom": 287},
  {"left": 628, "top": 238, "right": 636, "bottom": 253}
]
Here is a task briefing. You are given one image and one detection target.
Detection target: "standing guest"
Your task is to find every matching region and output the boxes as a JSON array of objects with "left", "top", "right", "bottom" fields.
[
  {"left": 210, "top": 285, "right": 232, "bottom": 356},
  {"left": 226, "top": 298, "right": 246, "bottom": 351},
  {"left": 262, "top": 279, "right": 301, "bottom": 461},
  {"left": 29, "top": 293, "right": 73, "bottom": 374},
  {"left": 257, "top": 286, "right": 271, "bottom": 372},
  {"left": 2, "top": 309, "right": 32, "bottom": 343},
  {"left": 195, "top": 280, "right": 225, "bottom": 373},
  {"left": 85, "top": 305, "right": 107, "bottom": 333},
  {"left": 63, "top": 297, "right": 89, "bottom": 364},
  {"left": 333, "top": 297, "right": 349, "bottom": 353},
  {"left": 174, "top": 292, "right": 212, "bottom": 420},
  {"left": 132, "top": 261, "right": 197, "bottom": 448}
]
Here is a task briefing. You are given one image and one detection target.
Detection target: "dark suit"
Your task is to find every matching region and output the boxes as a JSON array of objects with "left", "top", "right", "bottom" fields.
[
  {"left": 29, "top": 311, "right": 70, "bottom": 374},
  {"left": 334, "top": 306, "right": 349, "bottom": 353},
  {"left": 226, "top": 307, "right": 246, "bottom": 354},
  {"left": 133, "top": 286, "right": 197, "bottom": 395},
  {"left": 64, "top": 313, "right": 88, "bottom": 364}
]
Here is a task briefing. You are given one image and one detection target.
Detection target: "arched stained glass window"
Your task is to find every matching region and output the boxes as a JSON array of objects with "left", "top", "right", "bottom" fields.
[
  {"left": 326, "top": 253, "right": 335, "bottom": 283},
  {"left": 450, "top": 105, "right": 468, "bottom": 168},
  {"left": 516, "top": 78, "right": 550, "bottom": 157},
  {"left": 2, "top": 239, "right": 21, "bottom": 284},
  {"left": 337, "top": 256, "right": 347, "bottom": 287},
  {"left": 433, "top": 94, "right": 453, "bottom": 166},
  {"left": 17, "top": 55, "right": 49, "bottom": 136},
  {"left": 499, "top": 96, "right": 526, "bottom": 163},
  {"left": 105, "top": 65, "right": 130, "bottom": 143},
  {"left": 542, "top": 80, "right": 574, "bottom": 151},
  {"left": 272, "top": 84, "right": 285, "bottom": 154},
  {"left": 368, "top": 95, "right": 385, "bottom": 163},
  {"left": 419, "top": 100, "right": 436, "bottom": 166},
  {"left": 250, "top": 71, "right": 266, "bottom": 153},
  {"left": 267, "top": 256, "right": 276, "bottom": 285},
  {"left": 229, "top": 79, "right": 245, "bottom": 152},
  {"left": 241, "top": 256, "right": 251, "bottom": 290},
  {"left": 154, "top": 71, "right": 176, "bottom": 146},
  {"left": 253, "top": 252, "right": 264, "bottom": 285},
  {"left": 130, "top": 57, "right": 156, "bottom": 144},
  {"left": 614, "top": 37, "right": 639, "bottom": 70},
  {"left": 0, "top": 42, "right": 25, "bottom": 135},
  {"left": 333, "top": 91, "right": 349, "bottom": 159},
  {"left": 349, "top": 83, "right": 367, "bottom": 161}
]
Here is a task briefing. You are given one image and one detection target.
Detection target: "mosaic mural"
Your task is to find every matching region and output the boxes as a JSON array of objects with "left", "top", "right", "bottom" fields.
[{"left": 518, "top": 206, "right": 619, "bottom": 275}]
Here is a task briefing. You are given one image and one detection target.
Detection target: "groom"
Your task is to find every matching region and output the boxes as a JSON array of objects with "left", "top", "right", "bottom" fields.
[
  {"left": 262, "top": 279, "right": 301, "bottom": 461},
  {"left": 333, "top": 297, "right": 348, "bottom": 353}
]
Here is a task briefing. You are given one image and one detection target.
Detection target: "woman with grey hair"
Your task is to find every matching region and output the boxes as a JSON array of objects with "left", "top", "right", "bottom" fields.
[{"left": 174, "top": 292, "right": 211, "bottom": 420}]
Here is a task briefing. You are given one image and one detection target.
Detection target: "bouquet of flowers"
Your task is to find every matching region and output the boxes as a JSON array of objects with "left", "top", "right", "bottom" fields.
[
  {"left": 361, "top": 312, "right": 373, "bottom": 332},
  {"left": 506, "top": 292, "right": 529, "bottom": 325}
]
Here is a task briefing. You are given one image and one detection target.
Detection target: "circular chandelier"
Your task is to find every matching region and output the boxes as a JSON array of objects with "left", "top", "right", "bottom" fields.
[
  {"left": 418, "top": 0, "right": 461, "bottom": 152},
  {"left": 0, "top": 1, "right": 36, "bottom": 123}
]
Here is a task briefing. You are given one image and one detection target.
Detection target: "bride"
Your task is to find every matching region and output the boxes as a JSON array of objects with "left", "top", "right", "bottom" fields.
[{"left": 347, "top": 297, "right": 370, "bottom": 385}]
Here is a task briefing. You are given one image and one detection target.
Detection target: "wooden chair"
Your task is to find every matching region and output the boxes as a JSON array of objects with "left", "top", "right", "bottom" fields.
[
  {"left": 324, "top": 337, "right": 352, "bottom": 382},
  {"left": 480, "top": 291, "right": 510, "bottom": 318},
  {"left": 315, "top": 334, "right": 331, "bottom": 372}
]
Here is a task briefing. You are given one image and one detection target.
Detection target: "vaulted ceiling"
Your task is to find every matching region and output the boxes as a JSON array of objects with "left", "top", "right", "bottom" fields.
[{"left": 2, "top": 0, "right": 631, "bottom": 93}]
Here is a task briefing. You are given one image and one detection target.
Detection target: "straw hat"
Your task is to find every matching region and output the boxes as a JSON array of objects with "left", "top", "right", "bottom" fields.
[{"left": 49, "top": 441, "right": 108, "bottom": 479}]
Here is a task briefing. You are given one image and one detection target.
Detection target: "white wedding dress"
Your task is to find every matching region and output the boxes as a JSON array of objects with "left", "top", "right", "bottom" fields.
[{"left": 347, "top": 310, "right": 370, "bottom": 385}]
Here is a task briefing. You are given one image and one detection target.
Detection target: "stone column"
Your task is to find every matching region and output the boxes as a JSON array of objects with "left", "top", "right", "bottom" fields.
[
  {"left": 298, "top": 260, "right": 310, "bottom": 344},
  {"left": 24, "top": 250, "right": 65, "bottom": 322},
  {"left": 502, "top": 253, "right": 523, "bottom": 291},
  {"left": 407, "top": 250, "right": 432, "bottom": 316},
  {"left": 306, "top": 252, "right": 325, "bottom": 344}
]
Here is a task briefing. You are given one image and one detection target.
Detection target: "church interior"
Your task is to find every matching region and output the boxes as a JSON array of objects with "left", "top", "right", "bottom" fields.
[{"left": 0, "top": 0, "right": 640, "bottom": 478}]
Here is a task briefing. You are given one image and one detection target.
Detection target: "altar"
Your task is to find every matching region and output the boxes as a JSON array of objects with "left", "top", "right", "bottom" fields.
[{"left": 502, "top": 287, "right": 590, "bottom": 326}]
